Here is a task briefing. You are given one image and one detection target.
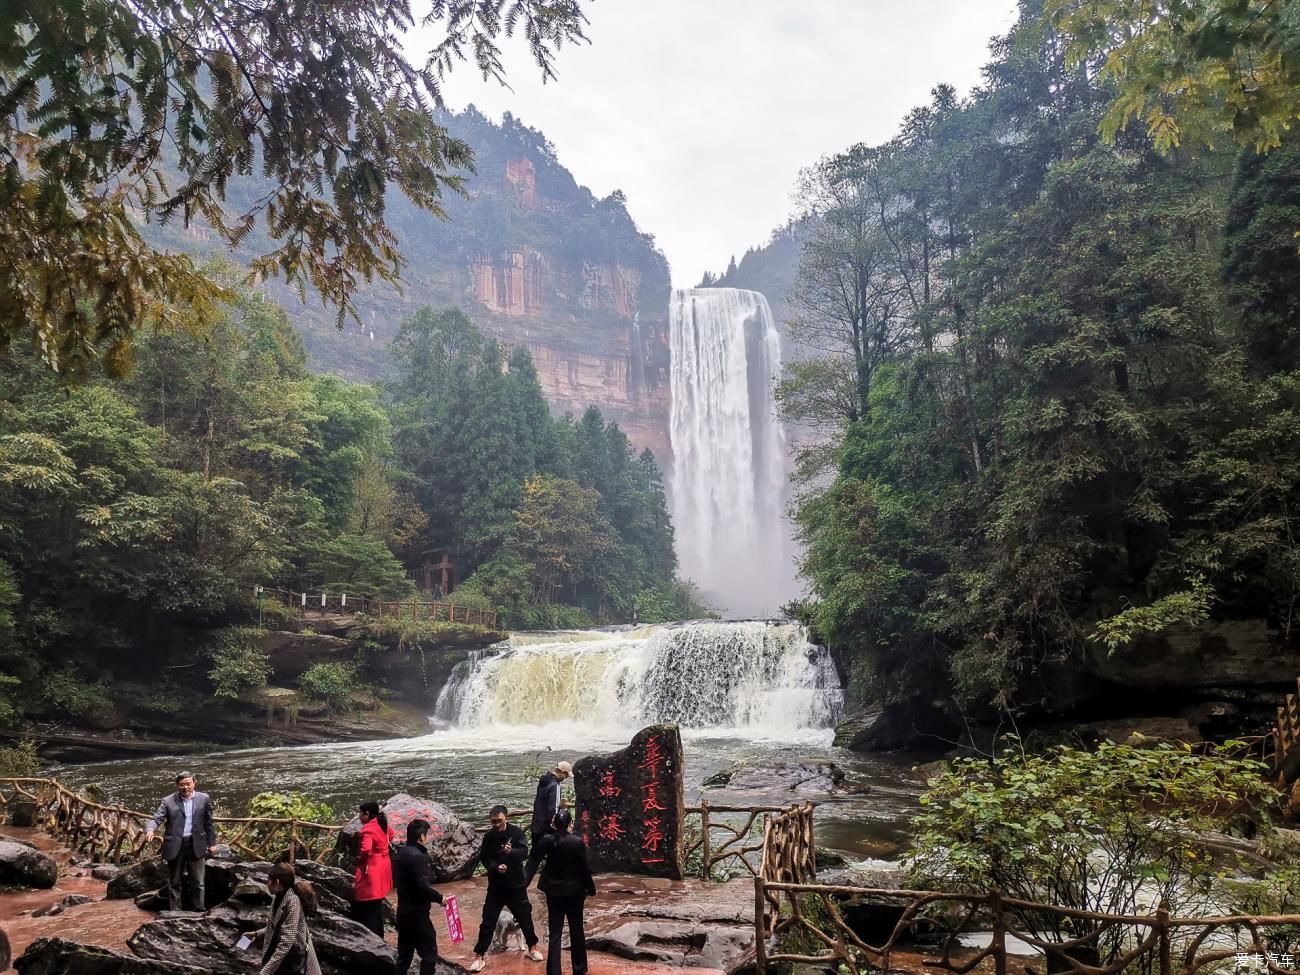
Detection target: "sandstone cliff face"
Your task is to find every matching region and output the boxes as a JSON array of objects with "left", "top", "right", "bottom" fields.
[
  {"left": 466, "top": 246, "right": 670, "bottom": 456},
  {"left": 267, "top": 110, "right": 674, "bottom": 457}
]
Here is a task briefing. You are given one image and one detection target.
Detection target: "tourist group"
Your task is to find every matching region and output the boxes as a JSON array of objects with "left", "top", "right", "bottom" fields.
[{"left": 143, "top": 763, "right": 594, "bottom": 975}]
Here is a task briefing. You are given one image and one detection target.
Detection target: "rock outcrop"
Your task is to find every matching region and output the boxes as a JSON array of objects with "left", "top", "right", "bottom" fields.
[
  {"left": 833, "top": 701, "right": 957, "bottom": 753},
  {"left": 703, "top": 761, "right": 857, "bottom": 794},
  {"left": 15, "top": 937, "right": 208, "bottom": 975},
  {"left": 0, "top": 839, "right": 58, "bottom": 889}
]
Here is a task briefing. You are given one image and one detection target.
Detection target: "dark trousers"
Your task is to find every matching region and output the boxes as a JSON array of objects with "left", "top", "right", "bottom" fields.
[
  {"left": 473, "top": 885, "right": 538, "bottom": 955},
  {"left": 545, "top": 894, "right": 588, "bottom": 975},
  {"left": 352, "top": 898, "right": 385, "bottom": 938},
  {"left": 166, "top": 847, "right": 206, "bottom": 911},
  {"left": 395, "top": 911, "right": 438, "bottom": 975},
  {"left": 525, "top": 829, "right": 553, "bottom": 886}
]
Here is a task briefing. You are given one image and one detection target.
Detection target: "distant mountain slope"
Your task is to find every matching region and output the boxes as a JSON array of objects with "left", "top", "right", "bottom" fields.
[{"left": 145, "top": 107, "right": 673, "bottom": 454}]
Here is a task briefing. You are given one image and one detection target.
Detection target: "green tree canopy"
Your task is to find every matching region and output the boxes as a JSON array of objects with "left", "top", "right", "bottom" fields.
[{"left": 0, "top": 0, "right": 590, "bottom": 375}]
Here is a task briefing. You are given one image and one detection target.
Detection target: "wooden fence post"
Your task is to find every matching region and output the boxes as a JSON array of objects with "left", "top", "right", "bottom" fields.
[
  {"left": 1157, "top": 901, "right": 1170, "bottom": 975},
  {"left": 754, "top": 876, "right": 768, "bottom": 975},
  {"left": 289, "top": 820, "right": 298, "bottom": 864},
  {"left": 991, "top": 889, "right": 1007, "bottom": 975},
  {"left": 700, "top": 801, "right": 711, "bottom": 881}
]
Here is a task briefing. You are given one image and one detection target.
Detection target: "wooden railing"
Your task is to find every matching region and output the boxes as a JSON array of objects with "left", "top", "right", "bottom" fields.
[
  {"left": 246, "top": 585, "right": 498, "bottom": 629},
  {"left": 0, "top": 778, "right": 341, "bottom": 865},
  {"left": 1, "top": 777, "right": 546, "bottom": 866},
  {"left": 751, "top": 801, "right": 1300, "bottom": 975},
  {"left": 1278, "top": 678, "right": 1300, "bottom": 779},
  {"left": 685, "top": 801, "right": 801, "bottom": 881}
]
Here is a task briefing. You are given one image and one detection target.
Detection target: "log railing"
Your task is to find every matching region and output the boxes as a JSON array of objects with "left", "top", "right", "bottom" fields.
[
  {"left": 684, "top": 801, "right": 801, "bottom": 881},
  {"left": 752, "top": 801, "right": 1300, "bottom": 975},
  {"left": 0, "top": 777, "right": 342, "bottom": 865},
  {"left": 246, "top": 585, "right": 498, "bottom": 629}
]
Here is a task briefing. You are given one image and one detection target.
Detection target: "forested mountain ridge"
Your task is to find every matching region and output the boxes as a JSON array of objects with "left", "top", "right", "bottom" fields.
[
  {"left": 723, "top": 1, "right": 1300, "bottom": 734},
  {"left": 144, "top": 108, "right": 674, "bottom": 455}
]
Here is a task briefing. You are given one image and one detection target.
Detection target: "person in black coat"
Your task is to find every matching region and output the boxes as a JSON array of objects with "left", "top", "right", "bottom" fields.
[
  {"left": 538, "top": 811, "right": 596, "bottom": 975},
  {"left": 526, "top": 761, "right": 571, "bottom": 886},
  {"left": 393, "top": 819, "right": 444, "bottom": 975},
  {"left": 470, "top": 806, "right": 542, "bottom": 972}
]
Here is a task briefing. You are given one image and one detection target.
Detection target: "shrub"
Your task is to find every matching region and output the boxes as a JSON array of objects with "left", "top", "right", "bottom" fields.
[
  {"left": 39, "top": 669, "right": 116, "bottom": 720},
  {"left": 909, "top": 740, "right": 1278, "bottom": 964},
  {"left": 207, "top": 627, "right": 271, "bottom": 699},
  {"left": 243, "top": 791, "right": 339, "bottom": 858},
  {"left": 298, "top": 662, "right": 357, "bottom": 711},
  {"left": 0, "top": 739, "right": 39, "bottom": 777}
]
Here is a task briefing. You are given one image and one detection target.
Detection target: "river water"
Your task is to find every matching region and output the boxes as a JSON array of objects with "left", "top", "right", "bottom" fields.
[{"left": 51, "top": 622, "right": 927, "bottom": 858}]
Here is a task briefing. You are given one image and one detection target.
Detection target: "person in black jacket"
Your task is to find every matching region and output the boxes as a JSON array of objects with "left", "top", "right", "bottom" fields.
[
  {"left": 393, "top": 819, "right": 444, "bottom": 975},
  {"left": 538, "top": 811, "right": 595, "bottom": 975},
  {"left": 525, "top": 760, "right": 570, "bottom": 886},
  {"left": 470, "top": 805, "right": 542, "bottom": 972}
]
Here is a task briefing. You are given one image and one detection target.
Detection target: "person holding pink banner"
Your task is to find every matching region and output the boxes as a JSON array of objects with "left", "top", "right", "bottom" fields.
[{"left": 393, "top": 818, "right": 445, "bottom": 975}]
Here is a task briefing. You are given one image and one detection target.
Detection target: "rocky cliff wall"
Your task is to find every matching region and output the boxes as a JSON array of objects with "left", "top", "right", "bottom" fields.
[{"left": 274, "top": 111, "right": 674, "bottom": 458}]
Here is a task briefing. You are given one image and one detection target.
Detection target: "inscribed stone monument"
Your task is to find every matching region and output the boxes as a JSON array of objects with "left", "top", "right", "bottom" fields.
[{"left": 573, "top": 723, "right": 685, "bottom": 879}]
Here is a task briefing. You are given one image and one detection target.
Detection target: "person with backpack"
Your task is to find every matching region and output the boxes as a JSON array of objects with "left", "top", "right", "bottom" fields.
[
  {"left": 257, "top": 862, "right": 321, "bottom": 975},
  {"left": 352, "top": 799, "right": 394, "bottom": 938},
  {"left": 393, "top": 818, "right": 445, "bottom": 975}
]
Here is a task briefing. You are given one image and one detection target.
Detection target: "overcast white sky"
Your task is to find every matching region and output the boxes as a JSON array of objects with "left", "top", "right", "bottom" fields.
[{"left": 430, "top": 1, "right": 1020, "bottom": 288}]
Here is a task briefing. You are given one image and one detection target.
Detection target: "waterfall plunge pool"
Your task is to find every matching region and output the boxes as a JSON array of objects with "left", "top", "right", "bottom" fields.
[
  {"left": 52, "top": 621, "right": 928, "bottom": 858},
  {"left": 50, "top": 727, "right": 924, "bottom": 858}
]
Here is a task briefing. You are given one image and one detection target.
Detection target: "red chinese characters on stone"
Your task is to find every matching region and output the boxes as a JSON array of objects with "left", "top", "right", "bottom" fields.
[
  {"left": 580, "top": 810, "right": 591, "bottom": 847},
  {"left": 641, "top": 816, "right": 665, "bottom": 864},
  {"left": 640, "top": 780, "right": 667, "bottom": 813},
  {"left": 639, "top": 735, "right": 665, "bottom": 779},
  {"left": 598, "top": 770, "right": 622, "bottom": 798},
  {"left": 597, "top": 813, "right": 626, "bottom": 842}
]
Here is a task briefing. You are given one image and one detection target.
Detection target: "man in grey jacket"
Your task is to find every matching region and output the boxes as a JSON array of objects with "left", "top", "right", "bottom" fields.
[{"left": 144, "top": 771, "right": 218, "bottom": 911}]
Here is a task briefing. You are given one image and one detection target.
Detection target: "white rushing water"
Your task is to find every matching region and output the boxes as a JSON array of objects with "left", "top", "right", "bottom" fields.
[
  {"left": 669, "top": 287, "right": 795, "bottom": 617},
  {"left": 434, "top": 621, "right": 843, "bottom": 741}
]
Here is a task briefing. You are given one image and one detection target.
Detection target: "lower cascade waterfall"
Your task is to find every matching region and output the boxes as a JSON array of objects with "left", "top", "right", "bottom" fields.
[
  {"left": 669, "top": 287, "right": 795, "bottom": 618},
  {"left": 434, "top": 621, "right": 843, "bottom": 735}
]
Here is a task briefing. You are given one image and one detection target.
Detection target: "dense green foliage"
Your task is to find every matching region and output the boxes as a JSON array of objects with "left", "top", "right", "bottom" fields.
[
  {"left": 0, "top": 0, "right": 590, "bottom": 376},
  {"left": 784, "top": 0, "right": 1300, "bottom": 714},
  {"left": 911, "top": 742, "right": 1275, "bottom": 955},
  {"left": 1050, "top": 0, "right": 1300, "bottom": 152},
  {"left": 298, "top": 662, "right": 361, "bottom": 712},
  {"left": 0, "top": 287, "right": 693, "bottom": 727},
  {"left": 387, "top": 305, "right": 700, "bottom": 628}
]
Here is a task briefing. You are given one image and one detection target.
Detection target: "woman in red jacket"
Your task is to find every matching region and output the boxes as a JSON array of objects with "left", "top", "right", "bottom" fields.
[{"left": 351, "top": 799, "right": 393, "bottom": 938}]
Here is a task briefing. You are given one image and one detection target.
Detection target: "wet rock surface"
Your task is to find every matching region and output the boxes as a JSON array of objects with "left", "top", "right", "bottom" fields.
[
  {"left": 703, "top": 761, "right": 856, "bottom": 794},
  {"left": 833, "top": 701, "right": 958, "bottom": 753},
  {"left": 0, "top": 838, "right": 58, "bottom": 889},
  {"left": 14, "top": 936, "right": 210, "bottom": 974},
  {"left": 588, "top": 921, "right": 754, "bottom": 971},
  {"left": 107, "top": 859, "right": 171, "bottom": 900}
]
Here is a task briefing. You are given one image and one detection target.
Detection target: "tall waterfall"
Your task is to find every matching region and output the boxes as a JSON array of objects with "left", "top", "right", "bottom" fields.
[
  {"left": 669, "top": 288, "right": 795, "bottom": 617},
  {"left": 434, "top": 622, "right": 843, "bottom": 739}
]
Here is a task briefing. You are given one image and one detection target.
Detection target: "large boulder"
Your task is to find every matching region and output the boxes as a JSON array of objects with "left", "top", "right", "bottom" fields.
[
  {"left": 1085, "top": 618, "right": 1300, "bottom": 689},
  {"left": 337, "top": 794, "right": 480, "bottom": 882},
  {"left": 126, "top": 917, "right": 252, "bottom": 975},
  {"left": 703, "top": 761, "right": 856, "bottom": 794},
  {"left": 107, "top": 858, "right": 172, "bottom": 900},
  {"left": 15, "top": 937, "right": 207, "bottom": 974},
  {"left": 0, "top": 838, "right": 57, "bottom": 888},
  {"left": 199, "top": 859, "right": 351, "bottom": 916},
  {"left": 833, "top": 700, "right": 957, "bottom": 753},
  {"left": 193, "top": 906, "right": 399, "bottom": 975}
]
